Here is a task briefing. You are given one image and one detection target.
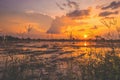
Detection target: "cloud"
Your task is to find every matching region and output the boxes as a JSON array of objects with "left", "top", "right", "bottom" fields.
[
  {"left": 66, "top": 0, "right": 79, "bottom": 9},
  {"left": 56, "top": 0, "right": 79, "bottom": 11},
  {"left": 56, "top": 3, "right": 65, "bottom": 10},
  {"left": 47, "top": 16, "right": 65, "bottom": 34},
  {"left": 102, "top": 1, "right": 120, "bottom": 10},
  {"left": 96, "top": 4, "right": 105, "bottom": 9},
  {"left": 47, "top": 2, "right": 92, "bottom": 34},
  {"left": 47, "top": 14, "right": 89, "bottom": 34},
  {"left": 46, "top": 16, "right": 68, "bottom": 34},
  {"left": 67, "top": 9, "right": 91, "bottom": 19},
  {"left": 56, "top": 0, "right": 91, "bottom": 19},
  {"left": 99, "top": 11, "right": 119, "bottom": 17},
  {"left": 47, "top": 16, "right": 75, "bottom": 34},
  {"left": 48, "top": 0, "right": 92, "bottom": 34},
  {"left": 0, "top": 11, "right": 53, "bottom": 37}
]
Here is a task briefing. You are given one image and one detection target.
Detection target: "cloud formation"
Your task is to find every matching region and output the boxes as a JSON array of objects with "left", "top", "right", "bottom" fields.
[
  {"left": 99, "top": 11, "right": 119, "bottom": 17},
  {"left": 0, "top": 11, "right": 53, "bottom": 38},
  {"left": 56, "top": 0, "right": 79, "bottom": 11},
  {"left": 66, "top": 0, "right": 79, "bottom": 9},
  {"left": 46, "top": 15, "right": 89, "bottom": 34},
  {"left": 56, "top": 0, "right": 92, "bottom": 19},
  {"left": 102, "top": 1, "right": 120, "bottom": 10},
  {"left": 47, "top": 0, "right": 92, "bottom": 34},
  {"left": 56, "top": 3, "right": 65, "bottom": 10},
  {"left": 47, "top": 16, "right": 65, "bottom": 34},
  {"left": 67, "top": 9, "right": 91, "bottom": 19}
]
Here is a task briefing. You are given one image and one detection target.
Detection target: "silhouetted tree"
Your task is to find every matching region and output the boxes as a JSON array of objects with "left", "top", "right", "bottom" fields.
[{"left": 25, "top": 25, "right": 33, "bottom": 39}]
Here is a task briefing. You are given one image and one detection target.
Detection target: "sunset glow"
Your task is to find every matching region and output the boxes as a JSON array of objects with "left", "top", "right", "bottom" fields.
[
  {"left": 0, "top": 0, "right": 120, "bottom": 39},
  {"left": 84, "top": 35, "right": 88, "bottom": 39},
  {"left": 0, "top": 0, "right": 120, "bottom": 79},
  {"left": 84, "top": 42, "right": 87, "bottom": 46}
]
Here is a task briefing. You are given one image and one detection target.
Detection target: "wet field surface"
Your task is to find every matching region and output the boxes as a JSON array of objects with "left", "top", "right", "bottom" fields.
[{"left": 0, "top": 41, "right": 120, "bottom": 80}]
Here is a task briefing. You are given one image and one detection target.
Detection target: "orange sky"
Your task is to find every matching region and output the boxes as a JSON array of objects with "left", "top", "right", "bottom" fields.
[{"left": 0, "top": 0, "right": 120, "bottom": 39}]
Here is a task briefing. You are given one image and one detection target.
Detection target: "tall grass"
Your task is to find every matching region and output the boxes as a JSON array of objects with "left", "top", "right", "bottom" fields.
[{"left": 0, "top": 43, "right": 120, "bottom": 80}]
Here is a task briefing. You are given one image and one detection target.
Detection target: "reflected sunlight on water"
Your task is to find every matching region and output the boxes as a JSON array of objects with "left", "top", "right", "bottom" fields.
[
  {"left": 84, "top": 42, "right": 87, "bottom": 46},
  {"left": 0, "top": 42, "right": 119, "bottom": 54},
  {"left": 0, "top": 41, "right": 120, "bottom": 62},
  {"left": 0, "top": 41, "right": 120, "bottom": 80}
]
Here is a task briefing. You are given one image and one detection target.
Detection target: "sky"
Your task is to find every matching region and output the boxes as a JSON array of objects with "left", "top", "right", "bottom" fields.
[{"left": 0, "top": 0, "right": 120, "bottom": 39}]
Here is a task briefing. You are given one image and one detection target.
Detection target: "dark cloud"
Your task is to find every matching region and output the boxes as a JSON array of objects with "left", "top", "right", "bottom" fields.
[
  {"left": 99, "top": 11, "right": 119, "bottom": 17},
  {"left": 56, "top": 3, "right": 65, "bottom": 10},
  {"left": 67, "top": 9, "right": 90, "bottom": 18},
  {"left": 66, "top": 0, "right": 79, "bottom": 9},
  {"left": 49, "top": 0, "right": 91, "bottom": 34},
  {"left": 102, "top": 1, "right": 120, "bottom": 10},
  {"left": 56, "top": 0, "right": 79, "bottom": 11},
  {"left": 56, "top": 0, "right": 90, "bottom": 19},
  {"left": 56, "top": 0, "right": 91, "bottom": 19},
  {"left": 47, "top": 6, "right": 91, "bottom": 34},
  {"left": 96, "top": 4, "right": 105, "bottom": 9}
]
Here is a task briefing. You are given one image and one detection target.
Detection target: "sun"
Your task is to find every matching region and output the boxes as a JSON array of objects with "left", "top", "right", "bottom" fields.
[{"left": 84, "top": 34, "right": 88, "bottom": 38}]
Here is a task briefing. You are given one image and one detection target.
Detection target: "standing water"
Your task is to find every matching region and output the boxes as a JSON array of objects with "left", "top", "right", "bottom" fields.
[{"left": 0, "top": 41, "right": 120, "bottom": 80}]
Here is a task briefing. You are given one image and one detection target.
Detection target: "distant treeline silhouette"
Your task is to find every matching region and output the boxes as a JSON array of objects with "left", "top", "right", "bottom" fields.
[
  {"left": 0, "top": 35, "right": 19, "bottom": 41},
  {"left": 0, "top": 35, "right": 120, "bottom": 42}
]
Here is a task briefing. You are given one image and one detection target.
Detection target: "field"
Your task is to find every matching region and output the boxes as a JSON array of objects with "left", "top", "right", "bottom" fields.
[{"left": 0, "top": 41, "right": 120, "bottom": 80}]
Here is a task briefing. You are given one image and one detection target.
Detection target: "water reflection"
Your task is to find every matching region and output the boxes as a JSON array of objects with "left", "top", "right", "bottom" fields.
[
  {"left": 0, "top": 41, "right": 120, "bottom": 80},
  {"left": 84, "top": 42, "right": 87, "bottom": 46}
]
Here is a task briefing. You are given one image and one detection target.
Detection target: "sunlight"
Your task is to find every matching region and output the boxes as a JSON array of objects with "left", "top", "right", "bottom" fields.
[
  {"left": 84, "top": 34, "right": 88, "bottom": 38},
  {"left": 84, "top": 42, "right": 87, "bottom": 46}
]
